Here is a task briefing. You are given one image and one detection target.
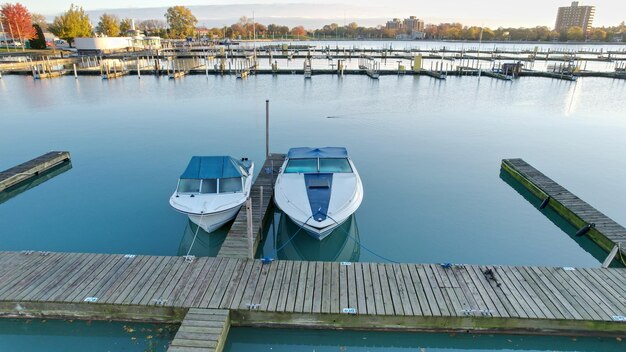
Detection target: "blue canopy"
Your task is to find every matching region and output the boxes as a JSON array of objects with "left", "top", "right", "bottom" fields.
[
  {"left": 180, "top": 156, "right": 247, "bottom": 179},
  {"left": 287, "top": 147, "right": 348, "bottom": 159}
]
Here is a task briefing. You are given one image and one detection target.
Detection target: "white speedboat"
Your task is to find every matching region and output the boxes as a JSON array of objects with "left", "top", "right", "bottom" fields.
[
  {"left": 274, "top": 147, "right": 363, "bottom": 240},
  {"left": 170, "top": 156, "right": 254, "bottom": 233}
]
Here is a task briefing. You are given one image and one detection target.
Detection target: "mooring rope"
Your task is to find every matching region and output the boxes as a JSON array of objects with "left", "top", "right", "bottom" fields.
[{"left": 185, "top": 213, "right": 206, "bottom": 258}]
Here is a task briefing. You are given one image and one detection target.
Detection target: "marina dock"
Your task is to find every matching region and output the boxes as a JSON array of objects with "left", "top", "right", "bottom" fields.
[
  {"left": 1, "top": 154, "right": 625, "bottom": 352},
  {"left": 0, "top": 151, "right": 70, "bottom": 192},
  {"left": 0, "top": 252, "right": 624, "bottom": 345},
  {"left": 502, "top": 159, "right": 626, "bottom": 265},
  {"left": 217, "top": 154, "right": 285, "bottom": 259}
]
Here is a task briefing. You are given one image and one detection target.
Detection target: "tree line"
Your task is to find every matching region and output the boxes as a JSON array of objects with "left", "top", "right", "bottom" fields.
[{"left": 2, "top": 1, "right": 625, "bottom": 50}]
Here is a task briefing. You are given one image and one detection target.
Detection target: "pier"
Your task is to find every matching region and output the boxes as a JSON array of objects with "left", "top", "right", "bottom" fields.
[
  {"left": 217, "top": 154, "right": 285, "bottom": 259},
  {"left": 502, "top": 159, "right": 626, "bottom": 265},
  {"left": 1, "top": 154, "right": 625, "bottom": 351},
  {"left": 0, "top": 151, "right": 70, "bottom": 192}
]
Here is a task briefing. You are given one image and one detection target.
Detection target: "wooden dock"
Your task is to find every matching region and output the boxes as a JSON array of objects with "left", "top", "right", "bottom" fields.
[
  {"left": 502, "top": 158, "right": 626, "bottom": 265},
  {"left": 168, "top": 309, "right": 230, "bottom": 352},
  {"left": 0, "top": 151, "right": 70, "bottom": 192},
  {"left": 0, "top": 252, "right": 624, "bottom": 340},
  {"left": 217, "top": 154, "right": 285, "bottom": 258}
]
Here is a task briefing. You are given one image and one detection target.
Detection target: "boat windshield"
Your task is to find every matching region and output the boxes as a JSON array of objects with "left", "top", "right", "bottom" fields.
[
  {"left": 178, "top": 179, "right": 201, "bottom": 193},
  {"left": 219, "top": 177, "right": 243, "bottom": 193},
  {"left": 285, "top": 158, "right": 352, "bottom": 173},
  {"left": 200, "top": 179, "right": 217, "bottom": 194},
  {"left": 319, "top": 158, "right": 352, "bottom": 173},
  {"left": 285, "top": 158, "right": 318, "bottom": 173}
]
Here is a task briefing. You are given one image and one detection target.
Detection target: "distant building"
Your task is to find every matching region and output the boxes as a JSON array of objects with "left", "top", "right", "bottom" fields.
[
  {"left": 396, "top": 30, "right": 426, "bottom": 40},
  {"left": 74, "top": 36, "right": 161, "bottom": 54},
  {"left": 555, "top": 1, "right": 595, "bottom": 33},
  {"left": 386, "top": 18, "right": 403, "bottom": 30},
  {"left": 403, "top": 16, "right": 424, "bottom": 32}
]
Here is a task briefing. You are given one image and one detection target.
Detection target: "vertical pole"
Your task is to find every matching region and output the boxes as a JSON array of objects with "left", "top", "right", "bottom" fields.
[
  {"left": 265, "top": 99, "right": 270, "bottom": 158},
  {"left": 246, "top": 197, "right": 253, "bottom": 259},
  {"left": 138, "top": 58, "right": 141, "bottom": 78},
  {"left": 73, "top": 63, "right": 77, "bottom": 78},
  {"left": 260, "top": 186, "right": 264, "bottom": 213}
]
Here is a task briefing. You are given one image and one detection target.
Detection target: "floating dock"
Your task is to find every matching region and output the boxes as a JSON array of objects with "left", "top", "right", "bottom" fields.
[
  {"left": 0, "top": 252, "right": 624, "bottom": 340},
  {"left": 0, "top": 151, "right": 70, "bottom": 192},
  {"left": 502, "top": 158, "right": 626, "bottom": 265},
  {"left": 217, "top": 154, "right": 285, "bottom": 258}
]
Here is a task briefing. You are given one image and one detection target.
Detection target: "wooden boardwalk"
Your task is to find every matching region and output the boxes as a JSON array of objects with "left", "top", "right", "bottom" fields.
[
  {"left": 217, "top": 154, "right": 285, "bottom": 259},
  {"left": 0, "top": 151, "right": 70, "bottom": 192},
  {"left": 502, "top": 158, "right": 626, "bottom": 264},
  {"left": 0, "top": 251, "right": 624, "bottom": 338},
  {"left": 168, "top": 309, "right": 230, "bottom": 352}
]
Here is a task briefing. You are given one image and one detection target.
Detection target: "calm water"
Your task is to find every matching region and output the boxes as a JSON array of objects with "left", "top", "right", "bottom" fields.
[
  {"left": 225, "top": 328, "right": 623, "bottom": 352},
  {"left": 1, "top": 73, "right": 626, "bottom": 350},
  {"left": 0, "top": 319, "right": 176, "bottom": 351}
]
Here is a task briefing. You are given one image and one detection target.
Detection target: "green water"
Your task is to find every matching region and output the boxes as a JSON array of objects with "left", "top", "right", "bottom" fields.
[
  {"left": 1, "top": 73, "right": 625, "bottom": 350},
  {"left": 0, "top": 319, "right": 177, "bottom": 351},
  {"left": 225, "top": 328, "right": 623, "bottom": 351}
]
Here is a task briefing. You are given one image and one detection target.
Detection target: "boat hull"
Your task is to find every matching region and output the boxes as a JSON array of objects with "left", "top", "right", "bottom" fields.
[
  {"left": 290, "top": 215, "right": 349, "bottom": 240},
  {"left": 187, "top": 205, "right": 242, "bottom": 233}
]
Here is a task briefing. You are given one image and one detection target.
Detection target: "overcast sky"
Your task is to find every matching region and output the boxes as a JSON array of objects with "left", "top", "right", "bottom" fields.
[{"left": 19, "top": 1, "right": 625, "bottom": 27}]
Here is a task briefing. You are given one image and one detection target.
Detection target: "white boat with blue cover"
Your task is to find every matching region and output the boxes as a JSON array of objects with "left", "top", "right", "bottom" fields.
[
  {"left": 274, "top": 147, "right": 363, "bottom": 240},
  {"left": 170, "top": 156, "right": 254, "bottom": 233}
]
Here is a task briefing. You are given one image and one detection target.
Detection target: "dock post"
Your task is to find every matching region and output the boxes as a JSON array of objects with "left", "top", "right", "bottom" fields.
[
  {"left": 246, "top": 197, "right": 253, "bottom": 259},
  {"left": 260, "top": 186, "right": 264, "bottom": 213},
  {"left": 73, "top": 64, "right": 77, "bottom": 78},
  {"left": 265, "top": 99, "right": 270, "bottom": 158}
]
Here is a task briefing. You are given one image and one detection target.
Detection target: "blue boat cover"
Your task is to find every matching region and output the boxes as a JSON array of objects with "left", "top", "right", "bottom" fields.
[
  {"left": 180, "top": 156, "right": 247, "bottom": 179},
  {"left": 304, "top": 173, "right": 333, "bottom": 222},
  {"left": 288, "top": 147, "right": 348, "bottom": 159}
]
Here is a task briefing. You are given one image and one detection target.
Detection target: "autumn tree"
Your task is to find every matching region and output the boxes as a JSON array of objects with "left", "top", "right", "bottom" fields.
[
  {"left": 290, "top": 26, "right": 307, "bottom": 38},
  {"left": 95, "top": 13, "right": 120, "bottom": 37},
  {"left": 566, "top": 26, "right": 584, "bottom": 41},
  {"left": 164, "top": 6, "right": 197, "bottom": 39},
  {"left": 1, "top": 2, "right": 36, "bottom": 47},
  {"left": 119, "top": 18, "right": 132, "bottom": 34},
  {"left": 48, "top": 4, "right": 92, "bottom": 47}
]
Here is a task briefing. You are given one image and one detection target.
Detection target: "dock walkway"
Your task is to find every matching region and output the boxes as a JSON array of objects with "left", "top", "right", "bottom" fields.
[
  {"left": 217, "top": 154, "right": 285, "bottom": 258},
  {"left": 0, "top": 151, "right": 70, "bottom": 192},
  {"left": 502, "top": 158, "right": 626, "bottom": 263},
  {"left": 0, "top": 252, "right": 624, "bottom": 339},
  {"left": 168, "top": 308, "right": 230, "bottom": 352}
]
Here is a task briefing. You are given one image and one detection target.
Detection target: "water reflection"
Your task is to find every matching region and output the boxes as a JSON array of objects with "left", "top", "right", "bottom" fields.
[
  {"left": 266, "top": 212, "right": 361, "bottom": 262},
  {"left": 177, "top": 219, "right": 228, "bottom": 257},
  {"left": 0, "top": 161, "right": 72, "bottom": 206}
]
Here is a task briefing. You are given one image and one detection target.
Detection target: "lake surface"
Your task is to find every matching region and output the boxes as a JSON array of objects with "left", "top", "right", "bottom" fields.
[
  {"left": 0, "top": 319, "right": 176, "bottom": 351},
  {"left": 1, "top": 72, "right": 625, "bottom": 350}
]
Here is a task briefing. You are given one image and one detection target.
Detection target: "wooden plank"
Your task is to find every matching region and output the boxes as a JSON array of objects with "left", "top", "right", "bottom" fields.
[
  {"left": 321, "top": 261, "right": 332, "bottom": 314},
  {"left": 135, "top": 256, "right": 183, "bottom": 306},
  {"left": 266, "top": 261, "right": 286, "bottom": 312},
  {"left": 409, "top": 264, "right": 438, "bottom": 316},
  {"left": 217, "top": 259, "right": 250, "bottom": 309},
  {"left": 391, "top": 264, "right": 414, "bottom": 315},
  {"left": 18, "top": 253, "right": 88, "bottom": 301},
  {"left": 541, "top": 267, "right": 598, "bottom": 320},
  {"left": 276, "top": 261, "right": 294, "bottom": 312},
  {"left": 361, "top": 262, "right": 376, "bottom": 315},
  {"left": 329, "top": 262, "right": 340, "bottom": 314},
  {"left": 376, "top": 264, "right": 395, "bottom": 315},
  {"left": 258, "top": 261, "right": 280, "bottom": 311},
  {"left": 301, "top": 262, "right": 316, "bottom": 313},
  {"left": 353, "top": 263, "right": 367, "bottom": 314},
  {"left": 369, "top": 263, "right": 385, "bottom": 315},
  {"left": 207, "top": 258, "right": 239, "bottom": 308},
  {"left": 293, "top": 261, "right": 309, "bottom": 313}
]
